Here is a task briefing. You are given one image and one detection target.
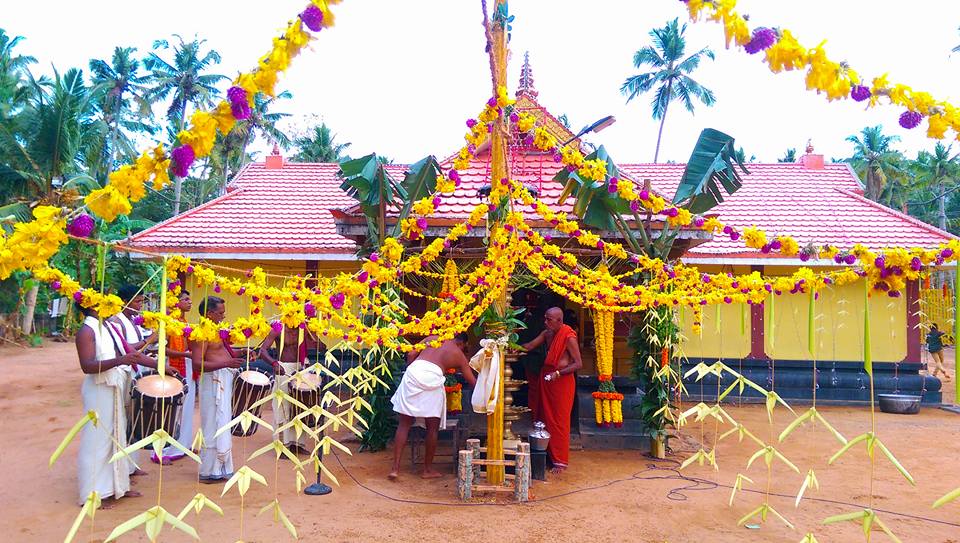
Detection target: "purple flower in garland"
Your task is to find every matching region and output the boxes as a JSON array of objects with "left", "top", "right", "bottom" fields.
[
  {"left": 51, "top": 280, "right": 62, "bottom": 291},
  {"left": 227, "top": 86, "right": 250, "bottom": 120},
  {"left": 134, "top": 315, "right": 145, "bottom": 326},
  {"left": 466, "top": 119, "right": 477, "bottom": 128},
  {"left": 744, "top": 27, "right": 777, "bottom": 54},
  {"left": 910, "top": 256, "right": 922, "bottom": 271},
  {"left": 304, "top": 302, "right": 316, "bottom": 318},
  {"left": 899, "top": 110, "right": 922, "bottom": 129},
  {"left": 329, "top": 292, "right": 345, "bottom": 310},
  {"left": 218, "top": 329, "right": 230, "bottom": 341},
  {"left": 844, "top": 254, "right": 857, "bottom": 265},
  {"left": 850, "top": 85, "right": 871, "bottom": 102},
  {"left": 300, "top": 4, "right": 324, "bottom": 32},
  {"left": 183, "top": 326, "right": 192, "bottom": 339},
  {"left": 170, "top": 145, "right": 195, "bottom": 178},
  {"left": 941, "top": 248, "right": 954, "bottom": 259},
  {"left": 67, "top": 213, "right": 96, "bottom": 238},
  {"left": 271, "top": 320, "right": 283, "bottom": 333},
  {"left": 630, "top": 200, "right": 640, "bottom": 212}
]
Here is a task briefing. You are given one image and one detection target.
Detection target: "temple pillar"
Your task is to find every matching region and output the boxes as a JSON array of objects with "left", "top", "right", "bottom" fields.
[
  {"left": 903, "top": 279, "right": 921, "bottom": 364},
  {"left": 748, "top": 265, "right": 769, "bottom": 360}
]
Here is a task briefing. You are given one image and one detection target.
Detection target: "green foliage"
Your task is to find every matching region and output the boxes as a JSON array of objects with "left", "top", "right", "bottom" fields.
[
  {"left": 358, "top": 356, "right": 402, "bottom": 452},
  {"left": 621, "top": 18, "right": 715, "bottom": 161},
  {"left": 845, "top": 125, "right": 906, "bottom": 201},
  {"left": 473, "top": 304, "right": 527, "bottom": 344},
  {"left": 293, "top": 123, "right": 351, "bottom": 163},
  {"left": 628, "top": 306, "right": 678, "bottom": 439},
  {"left": 338, "top": 153, "right": 405, "bottom": 244},
  {"left": 672, "top": 128, "right": 748, "bottom": 214},
  {"left": 553, "top": 145, "right": 629, "bottom": 231},
  {"left": 359, "top": 285, "right": 408, "bottom": 452}
]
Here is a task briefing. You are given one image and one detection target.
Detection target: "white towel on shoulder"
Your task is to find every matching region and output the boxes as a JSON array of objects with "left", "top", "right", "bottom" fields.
[{"left": 391, "top": 359, "right": 446, "bottom": 429}]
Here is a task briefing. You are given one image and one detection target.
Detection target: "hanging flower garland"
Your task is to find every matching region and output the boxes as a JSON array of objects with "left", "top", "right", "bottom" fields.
[
  {"left": 681, "top": 0, "right": 960, "bottom": 140},
  {"left": 83, "top": 0, "right": 341, "bottom": 224},
  {"left": 592, "top": 302, "right": 623, "bottom": 427}
]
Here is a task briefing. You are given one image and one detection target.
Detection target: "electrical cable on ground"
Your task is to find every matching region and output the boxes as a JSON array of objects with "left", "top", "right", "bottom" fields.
[{"left": 331, "top": 451, "right": 960, "bottom": 528}]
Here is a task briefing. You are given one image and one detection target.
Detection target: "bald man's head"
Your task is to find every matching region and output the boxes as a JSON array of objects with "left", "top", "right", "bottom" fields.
[{"left": 544, "top": 307, "right": 564, "bottom": 331}]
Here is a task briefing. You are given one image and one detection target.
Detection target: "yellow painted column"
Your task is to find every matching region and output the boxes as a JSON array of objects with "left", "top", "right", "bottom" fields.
[{"left": 485, "top": 0, "right": 509, "bottom": 486}]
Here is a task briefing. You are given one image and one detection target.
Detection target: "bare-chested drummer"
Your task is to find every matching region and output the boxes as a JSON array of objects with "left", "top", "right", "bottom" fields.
[
  {"left": 259, "top": 322, "right": 320, "bottom": 453},
  {"left": 190, "top": 296, "right": 243, "bottom": 483},
  {"left": 389, "top": 333, "right": 476, "bottom": 480}
]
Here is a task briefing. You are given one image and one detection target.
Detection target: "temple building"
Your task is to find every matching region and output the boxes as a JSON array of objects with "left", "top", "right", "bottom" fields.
[{"left": 131, "top": 55, "right": 951, "bottom": 438}]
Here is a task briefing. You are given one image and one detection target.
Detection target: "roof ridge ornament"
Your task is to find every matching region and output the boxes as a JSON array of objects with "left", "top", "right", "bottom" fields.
[{"left": 517, "top": 51, "right": 538, "bottom": 98}]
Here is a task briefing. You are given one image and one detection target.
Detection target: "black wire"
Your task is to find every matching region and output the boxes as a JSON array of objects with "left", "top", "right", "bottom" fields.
[{"left": 331, "top": 451, "right": 960, "bottom": 528}]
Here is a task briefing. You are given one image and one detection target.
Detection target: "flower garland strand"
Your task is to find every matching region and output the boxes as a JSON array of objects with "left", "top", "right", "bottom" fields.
[{"left": 681, "top": 0, "right": 960, "bottom": 140}]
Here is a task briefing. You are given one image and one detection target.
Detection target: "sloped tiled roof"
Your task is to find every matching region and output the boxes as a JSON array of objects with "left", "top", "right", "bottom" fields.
[
  {"left": 130, "top": 162, "right": 360, "bottom": 255},
  {"left": 129, "top": 154, "right": 954, "bottom": 260},
  {"left": 618, "top": 162, "right": 956, "bottom": 257}
]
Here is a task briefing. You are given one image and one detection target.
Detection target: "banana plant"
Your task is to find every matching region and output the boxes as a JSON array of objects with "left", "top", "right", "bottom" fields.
[{"left": 338, "top": 153, "right": 405, "bottom": 247}]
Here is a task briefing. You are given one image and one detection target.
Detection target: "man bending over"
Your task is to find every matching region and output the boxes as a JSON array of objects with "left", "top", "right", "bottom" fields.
[{"left": 389, "top": 333, "right": 475, "bottom": 480}]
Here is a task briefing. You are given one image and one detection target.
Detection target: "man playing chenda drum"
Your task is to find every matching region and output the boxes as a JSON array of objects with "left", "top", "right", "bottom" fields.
[
  {"left": 259, "top": 322, "right": 322, "bottom": 454},
  {"left": 75, "top": 302, "right": 155, "bottom": 507},
  {"left": 190, "top": 296, "right": 243, "bottom": 483}
]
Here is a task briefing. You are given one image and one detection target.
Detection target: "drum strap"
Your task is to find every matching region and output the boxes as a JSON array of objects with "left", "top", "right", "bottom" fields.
[{"left": 107, "top": 321, "right": 138, "bottom": 372}]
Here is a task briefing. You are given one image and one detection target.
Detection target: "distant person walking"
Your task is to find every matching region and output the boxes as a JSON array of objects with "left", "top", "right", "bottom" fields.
[{"left": 926, "top": 323, "right": 951, "bottom": 381}]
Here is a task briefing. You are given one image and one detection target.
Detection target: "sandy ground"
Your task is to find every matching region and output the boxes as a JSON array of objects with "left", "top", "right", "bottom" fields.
[{"left": 1, "top": 341, "right": 958, "bottom": 543}]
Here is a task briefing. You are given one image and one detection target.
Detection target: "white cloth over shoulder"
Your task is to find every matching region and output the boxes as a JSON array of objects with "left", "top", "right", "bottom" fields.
[
  {"left": 391, "top": 359, "right": 447, "bottom": 429},
  {"left": 199, "top": 367, "right": 235, "bottom": 478},
  {"left": 77, "top": 316, "right": 133, "bottom": 505},
  {"left": 469, "top": 336, "right": 508, "bottom": 415}
]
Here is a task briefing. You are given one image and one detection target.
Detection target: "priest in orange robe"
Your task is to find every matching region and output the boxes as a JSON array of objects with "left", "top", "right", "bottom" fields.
[{"left": 521, "top": 307, "right": 582, "bottom": 473}]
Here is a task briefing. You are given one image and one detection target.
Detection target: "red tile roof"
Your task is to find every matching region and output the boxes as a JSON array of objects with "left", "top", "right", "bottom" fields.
[
  {"left": 130, "top": 162, "right": 358, "bottom": 255},
  {"left": 617, "top": 162, "right": 957, "bottom": 257},
  {"left": 130, "top": 152, "right": 954, "bottom": 260}
]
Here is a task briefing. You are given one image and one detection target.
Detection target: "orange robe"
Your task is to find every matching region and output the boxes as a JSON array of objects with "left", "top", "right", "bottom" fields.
[{"left": 540, "top": 324, "right": 577, "bottom": 468}]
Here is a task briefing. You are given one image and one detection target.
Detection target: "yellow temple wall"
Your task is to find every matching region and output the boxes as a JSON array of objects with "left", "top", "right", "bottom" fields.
[
  {"left": 180, "top": 259, "right": 358, "bottom": 346},
  {"left": 763, "top": 278, "right": 906, "bottom": 362},
  {"left": 677, "top": 302, "right": 752, "bottom": 359}
]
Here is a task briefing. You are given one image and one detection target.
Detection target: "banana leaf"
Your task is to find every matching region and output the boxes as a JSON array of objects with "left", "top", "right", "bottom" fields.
[
  {"left": 672, "top": 128, "right": 748, "bottom": 214},
  {"left": 338, "top": 153, "right": 406, "bottom": 210},
  {"left": 338, "top": 153, "right": 405, "bottom": 241},
  {"left": 552, "top": 145, "right": 630, "bottom": 231}
]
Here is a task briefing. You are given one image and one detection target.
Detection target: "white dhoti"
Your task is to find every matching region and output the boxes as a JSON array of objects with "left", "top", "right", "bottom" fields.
[
  {"left": 391, "top": 359, "right": 447, "bottom": 429},
  {"left": 162, "top": 357, "right": 195, "bottom": 458},
  {"left": 199, "top": 367, "right": 234, "bottom": 479},
  {"left": 273, "top": 361, "right": 305, "bottom": 448},
  {"left": 78, "top": 368, "right": 132, "bottom": 505}
]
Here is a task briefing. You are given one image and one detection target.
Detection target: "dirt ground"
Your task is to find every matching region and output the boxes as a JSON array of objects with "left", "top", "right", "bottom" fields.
[{"left": 1, "top": 341, "right": 958, "bottom": 543}]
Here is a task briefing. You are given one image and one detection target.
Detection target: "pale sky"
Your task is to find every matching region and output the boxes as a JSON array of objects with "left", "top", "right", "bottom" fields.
[{"left": 8, "top": 1, "right": 960, "bottom": 164}]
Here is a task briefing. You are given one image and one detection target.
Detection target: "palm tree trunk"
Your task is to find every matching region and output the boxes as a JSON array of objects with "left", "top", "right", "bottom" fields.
[
  {"left": 653, "top": 80, "right": 673, "bottom": 164},
  {"left": 20, "top": 284, "right": 39, "bottom": 336},
  {"left": 172, "top": 101, "right": 188, "bottom": 216},
  {"left": 939, "top": 180, "right": 948, "bottom": 231}
]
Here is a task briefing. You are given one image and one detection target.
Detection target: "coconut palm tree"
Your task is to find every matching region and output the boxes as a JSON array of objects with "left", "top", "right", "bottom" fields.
[
  {"left": 144, "top": 35, "right": 227, "bottom": 215},
  {"left": 845, "top": 125, "right": 906, "bottom": 201},
  {"left": 621, "top": 18, "right": 715, "bottom": 163},
  {"left": 912, "top": 143, "right": 959, "bottom": 231},
  {"left": 88, "top": 46, "right": 154, "bottom": 179},
  {"left": 778, "top": 148, "right": 797, "bottom": 163},
  {"left": 0, "top": 67, "right": 104, "bottom": 334},
  {"left": 210, "top": 91, "right": 293, "bottom": 197},
  {"left": 293, "top": 123, "right": 351, "bottom": 162},
  {"left": 0, "top": 29, "right": 36, "bottom": 119}
]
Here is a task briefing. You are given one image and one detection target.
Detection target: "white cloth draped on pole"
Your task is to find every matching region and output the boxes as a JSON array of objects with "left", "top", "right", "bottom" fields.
[{"left": 469, "top": 336, "right": 509, "bottom": 414}]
